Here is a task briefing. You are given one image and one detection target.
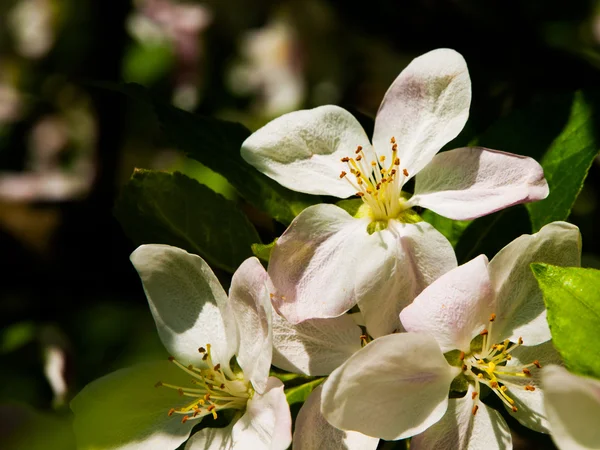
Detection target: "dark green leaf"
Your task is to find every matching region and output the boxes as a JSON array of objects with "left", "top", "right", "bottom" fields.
[
  {"left": 114, "top": 169, "right": 260, "bottom": 273},
  {"left": 285, "top": 378, "right": 325, "bottom": 405},
  {"left": 532, "top": 263, "right": 600, "bottom": 379}
]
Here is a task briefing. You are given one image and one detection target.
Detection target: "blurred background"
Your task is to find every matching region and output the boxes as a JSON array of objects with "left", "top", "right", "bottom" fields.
[{"left": 1, "top": 0, "right": 599, "bottom": 448}]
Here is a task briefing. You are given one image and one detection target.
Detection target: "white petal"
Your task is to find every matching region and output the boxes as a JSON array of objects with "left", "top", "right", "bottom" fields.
[
  {"left": 130, "top": 245, "right": 237, "bottom": 367},
  {"left": 293, "top": 385, "right": 379, "bottom": 450},
  {"left": 321, "top": 333, "right": 459, "bottom": 440},
  {"left": 411, "top": 385, "right": 512, "bottom": 450},
  {"left": 400, "top": 255, "right": 494, "bottom": 353},
  {"left": 499, "top": 340, "right": 563, "bottom": 433},
  {"left": 229, "top": 257, "right": 272, "bottom": 394},
  {"left": 241, "top": 105, "right": 372, "bottom": 197},
  {"left": 271, "top": 311, "right": 362, "bottom": 376},
  {"left": 358, "top": 220, "right": 457, "bottom": 338},
  {"left": 71, "top": 361, "right": 196, "bottom": 450},
  {"left": 185, "top": 423, "right": 235, "bottom": 450},
  {"left": 488, "top": 222, "right": 581, "bottom": 346},
  {"left": 372, "top": 48, "right": 471, "bottom": 177},
  {"left": 410, "top": 147, "right": 549, "bottom": 220},
  {"left": 230, "top": 377, "right": 292, "bottom": 450},
  {"left": 542, "top": 365, "right": 600, "bottom": 450},
  {"left": 268, "top": 204, "right": 396, "bottom": 323}
]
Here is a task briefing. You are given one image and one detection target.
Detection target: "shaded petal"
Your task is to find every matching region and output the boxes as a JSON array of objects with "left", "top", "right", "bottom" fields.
[
  {"left": 241, "top": 105, "right": 373, "bottom": 197},
  {"left": 268, "top": 204, "right": 395, "bottom": 323},
  {"left": 411, "top": 385, "right": 512, "bottom": 450},
  {"left": 71, "top": 361, "right": 196, "bottom": 450},
  {"left": 230, "top": 377, "right": 292, "bottom": 450},
  {"left": 321, "top": 333, "right": 459, "bottom": 440},
  {"left": 359, "top": 220, "right": 457, "bottom": 338},
  {"left": 229, "top": 257, "right": 271, "bottom": 394},
  {"left": 272, "top": 311, "right": 362, "bottom": 376},
  {"left": 130, "top": 245, "right": 237, "bottom": 367},
  {"left": 542, "top": 365, "right": 600, "bottom": 450},
  {"left": 410, "top": 147, "right": 549, "bottom": 220},
  {"left": 185, "top": 423, "right": 234, "bottom": 450},
  {"left": 499, "top": 340, "right": 563, "bottom": 433},
  {"left": 400, "top": 255, "right": 494, "bottom": 353},
  {"left": 489, "top": 222, "right": 581, "bottom": 346},
  {"left": 293, "top": 386, "right": 379, "bottom": 450},
  {"left": 372, "top": 48, "right": 471, "bottom": 177}
]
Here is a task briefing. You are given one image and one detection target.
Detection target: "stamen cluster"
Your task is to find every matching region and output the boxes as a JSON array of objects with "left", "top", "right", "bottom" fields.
[{"left": 155, "top": 344, "right": 252, "bottom": 423}]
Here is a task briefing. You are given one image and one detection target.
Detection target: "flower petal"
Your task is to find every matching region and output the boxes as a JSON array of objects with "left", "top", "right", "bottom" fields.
[
  {"left": 185, "top": 422, "right": 235, "bottom": 450},
  {"left": 411, "top": 385, "right": 512, "bottom": 450},
  {"left": 409, "top": 147, "right": 549, "bottom": 220},
  {"left": 321, "top": 333, "right": 459, "bottom": 440},
  {"left": 231, "top": 377, "right": 292, "bottom": 450},
  {"left": 241, "top": 105, "right": 373, "bottom": 197},
  {"left": 488, "top": 222, "right": 581, "bottom": 346},
  {"left": 130, "top": 245, "right": 237, "bottom": 367},
  {"left": 372, "top": 48, "right": 471, "bottom": 177},
  {"left": 542, "top": 365, "right": 600, "bottom": 450},
  {"left": 272, "top": 311, "right": 362, "bottom": 376},
  {"left": 71, "top": 361, "right": 196, "bottom": 450},
  {"left": 499, "top": 340, "right": 563, "bottom": 433},
  {"left": 229, "top": 257, "right": 272, "bottom": 394},
  {"left": 358, "top": 220, "right": 457, "bottom": 338},
  {"left": 400, "top": 255, "right": 494, "bottom": 353},
  {"left": 293, "top": 385, "right": 379, "bottom": 450},
  {"left": 268, "top": 204, "right": 397, "bottom": 323}
]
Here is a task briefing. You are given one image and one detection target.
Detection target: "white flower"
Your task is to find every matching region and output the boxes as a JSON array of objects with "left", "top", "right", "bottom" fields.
[
  {"left": 241, "top": 48, "right": 549, "bottom": 337},
  {"left": 71, "top": 245, "right": 291, "bottom": 450},
  {"left": 321, "top": 222, "right": 581, "bottom": 449},
  {"left": 542, "top": 365, "right": 600, "bottom": 450},
  {"left": 271, "top": 310, "right": 379, "bottom": 450}
]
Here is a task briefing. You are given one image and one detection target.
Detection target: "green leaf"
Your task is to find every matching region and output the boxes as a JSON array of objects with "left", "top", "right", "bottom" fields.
[
  {"left": 285, "top": 378, "right": 325, "bottom": 405},
  {"left": 474, "top": 90, "right": 600, "bottom": 232},
  {"left": 455, "top": 206, "right": 531, "bottom": 263},
  {"left": 532, "top": 263, "right": 600, "bottom": 379},
  {"left": 0, "top": 322, "right": 36, "bottom": 354},
  {"left": 251, "top": 239, "right": 277, "bottom": 263},
  {"left": 421, "top": 210, "right": 471, "bottom": 247},
  {"left": 114, "top": 169, "right": 260, "bottom": 273}
]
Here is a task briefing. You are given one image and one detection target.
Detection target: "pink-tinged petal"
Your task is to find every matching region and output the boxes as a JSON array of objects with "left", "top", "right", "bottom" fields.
[
  {"left": 130, "top": 245, "right": 237, "bottom": 367},
  {"left": 498, "top": 340, "right": 562, "bottom": 434},
  {"left": 372, "top": 48, "right": 471, "bottom": 177},
  {"left": 71, "top": 361, "right": 196, "bottom": 450},
  {"left": 321, "top": 333, "right": 459, "bottom": 441},
  {"left": 268, "top": 204, "right": 398, "bottom": 323},
  {"left": 272, "top": 311, "right": 362, "bottom": 376},
  {"left": 409, "top": 147, "right": 549, "bottom": 220},
  {"left": 411, "top": 385, "right": 512, "bottom": 450},
  {"left": 293, "top": 386, "right": 379, "bottom": 450},
  {"left": 231, "top": 377, "right": 292, "bottom": 450},
  {"left": 229, "top": 257, "right": 271, "bottom": 394},
  {"left": 241, "top": 105, "right": 373, "bottom": 197},
  {"left": 185, "top": 423, "right": 235, "bottom": 450},
  {"left": 359, "top": 220, "right": 457, "bottom": 338},
  {"left": 489, "top": 222, "right": 581, "bottom": 346},
  {"left": 400, "top": 255, "right": 494, "bottom": 353},
  {"left": 542, "top": 365, "right": 600, "bottom": 450}
]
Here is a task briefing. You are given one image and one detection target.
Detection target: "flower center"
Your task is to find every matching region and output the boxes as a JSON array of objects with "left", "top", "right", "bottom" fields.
[
  {"left": 455, "top": 314, "right": 542, "bottom": 416},
  {"left": 155, "top": 343, "right": 252, "bottom": 424},
  {"left": 339, "top": 136, "right": 411, "bottom": 221}
]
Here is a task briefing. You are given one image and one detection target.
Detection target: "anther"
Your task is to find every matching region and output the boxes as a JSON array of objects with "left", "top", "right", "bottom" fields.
[
  {"left": 462, "top": 364, "right": 468, "bottom": 371},
  {"left": 355, "top": 146, "right": 362, "bottom": 154},
  {"left": 168, "top": 408, "right": 175, "bottom": 416},
  {"left": 213, "top": 363, "right": 220, "bottom": 371},
  {"left": 198, "top": 347, "right": 206, "bottom": 353},
  {"left": 479, "top": 329, "right": 489, "bottom": 336},
  {"left": 168, "top": 356, "right": 175, "bottom": 362},
  {"left": 392, "top": 144, "right": 398, "bottom": 151},
  {"left": 459, "top": 351, "right": 465, "bottom": 361},
  {"left": 403, "top": 168, "right": 409, "bottom": 177},
  {"left": 182, "top": 415, "right": 189, "bottom": 423},
  {"left": 202, "top": 354, "right": 209, "bottom": 361},
  {"left": 356, "top": 192, "right": 365, "bottom": 197},
  {"left": 525, "top": 385, "right": 536, "bottom": 391},
  {"left": 491, "top": 381, "right": 499, "bottom": 388},
  {"left": 477, "top": 373, "right": 483, "bottom": 379},
  {"left": 489, "top": 313, "right": 496, "bottom": 322},
  {"left": 472, "top": 392, "right": 478, "bottom": 400},
  {"left": 394, "top": 158, "right": 400, "bottom": 166},
  {"left": 511, "top": 406, "right": 518, "bottom": 412},
  {"left": 518, "top": 337, "right": 523, "bottom": 345},
  {"left": 390, "top": 137, "right": 396, "bottom": 144},
  {"left": 220, "top": 383, "right": 225, "bottom": 389},
  {"left": 500, "top": 386, "right": 508, "bottom": 392},
  {"left": 523, "top": 368, "right": 531, "bottom": 376},
  {"left": 380, "top": 156, "right": 386, "bottom": 162},
  {"left": 155, "top": 381, "right": 163, "bottom": 388},
  {"left": 371, "top": 161, "right": 377, "bottom": 166},
  {"left": 533, "top": 360, "right": 541, "bottom": 368},
  {"left": 341, "top": 157, "right": 350, "bottom": 162},
  {"left": 356, "top": 155, "right": 363, "bottom": 161},
  {"left": 340, "top": 171, "right": 347, "bottom": 179},
  {"left": 472, "top": 405, "right": 479, "bottom": 415}
]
